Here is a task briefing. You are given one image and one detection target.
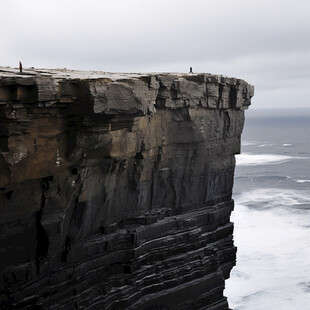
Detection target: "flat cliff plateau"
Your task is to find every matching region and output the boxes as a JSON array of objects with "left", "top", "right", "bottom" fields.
[{"left": 0, "top": 67, "right": 253, "bottom": 310}]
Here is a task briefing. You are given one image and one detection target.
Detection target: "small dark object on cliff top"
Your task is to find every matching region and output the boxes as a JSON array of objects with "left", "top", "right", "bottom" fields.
[
  {"left": 19, "top": 61, "right": 22, "bottom": 73},
  {"left": 189, "top": 67, "right": 193, "bottom": 73}
]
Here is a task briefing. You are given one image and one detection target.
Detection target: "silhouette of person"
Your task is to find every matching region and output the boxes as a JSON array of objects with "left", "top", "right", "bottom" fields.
[
  {"left": 189, "top": 67, "right": 193, "bottom": 74},
  {"left": 19, "top": 61, "right": 22, "bottom": 73}
]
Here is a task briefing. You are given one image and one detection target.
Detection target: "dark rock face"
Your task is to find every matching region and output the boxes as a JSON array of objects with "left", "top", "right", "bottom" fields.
[{"left": 0, "top": 68, "right": 253, "bottom": 309}]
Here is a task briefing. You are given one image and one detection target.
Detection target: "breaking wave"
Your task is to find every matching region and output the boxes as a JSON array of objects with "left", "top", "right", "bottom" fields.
[
  {"left": 242, "top": 141, "right": 257, "bottom": 146},
  {"left": 295, "top": 179, "right": 310, "bottom": 183},
  {"left": 226, "top": 188, "right": 310, "bottom": 310},
  {"left": 236, "top": 188, "right": 310, "bottom": 210},
  {"left": 236, "top": 153, "right": 294, "bottom": 166},
  {"left": 257, "top": 143, "right": 275, "bottom": 147}
]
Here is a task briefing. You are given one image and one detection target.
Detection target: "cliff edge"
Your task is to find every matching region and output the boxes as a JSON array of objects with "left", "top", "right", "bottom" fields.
[{"left": 0, "top": 67, "right": 253, "bottom": 309}]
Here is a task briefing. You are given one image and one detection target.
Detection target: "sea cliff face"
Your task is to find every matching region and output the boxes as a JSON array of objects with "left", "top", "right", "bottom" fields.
[{"left": 0, "top": 67, "right": 253, "bottom": 309}]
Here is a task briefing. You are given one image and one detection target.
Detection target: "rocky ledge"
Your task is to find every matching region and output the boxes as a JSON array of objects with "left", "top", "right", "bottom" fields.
[{"left": 0, "top": 67, "right": 253, "bottom": 309}]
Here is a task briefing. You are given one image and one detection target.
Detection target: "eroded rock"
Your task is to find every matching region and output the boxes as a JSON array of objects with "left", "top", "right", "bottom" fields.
[{"left": 0, "top": 67, "right": 253, "bottom": 310}]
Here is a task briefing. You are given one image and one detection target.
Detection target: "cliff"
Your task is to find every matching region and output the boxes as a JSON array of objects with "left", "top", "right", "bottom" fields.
[{"left": 0, "top": 67, "right": 253, "bottom": 309}]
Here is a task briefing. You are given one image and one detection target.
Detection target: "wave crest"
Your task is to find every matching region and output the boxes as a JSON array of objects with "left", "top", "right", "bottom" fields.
[
  {"left": 236, "top": 153, "right": 293, "bottom": 166},
  {"left": 236, "top": 188, "right": 310, "bottom": 210}
]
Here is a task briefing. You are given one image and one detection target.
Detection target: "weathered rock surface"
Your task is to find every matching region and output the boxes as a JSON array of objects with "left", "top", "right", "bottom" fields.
[{"left": 0, "top": 67, "right": 253, "bottom": 309}]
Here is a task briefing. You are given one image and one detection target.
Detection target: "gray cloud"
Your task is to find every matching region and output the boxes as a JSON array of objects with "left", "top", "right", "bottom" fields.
[{"left": 1, "top": 0, "right": 310, "bottom": 109}]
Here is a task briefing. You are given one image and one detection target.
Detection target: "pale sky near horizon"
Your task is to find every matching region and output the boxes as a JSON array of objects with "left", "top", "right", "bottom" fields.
[{"left": 1, "top": 0, "right": 309, "bottom": 109}]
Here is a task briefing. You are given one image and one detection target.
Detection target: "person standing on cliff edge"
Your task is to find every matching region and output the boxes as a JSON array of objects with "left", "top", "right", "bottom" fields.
[
  {"left": 189, "top": 67, "right": 193, "bottom": 74},
  {"left": 19, "top": 61, "right": 22, "bottom": 73}
]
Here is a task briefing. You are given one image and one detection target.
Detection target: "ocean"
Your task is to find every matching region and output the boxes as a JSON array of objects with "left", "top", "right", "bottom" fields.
[{"left": 225, "top": 109, "right": 310, "bottom": 310}]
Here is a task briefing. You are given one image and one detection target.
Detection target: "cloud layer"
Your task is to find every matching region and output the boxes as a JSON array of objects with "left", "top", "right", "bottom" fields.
[{"left": 1, "top": 0, "right": 310, "bottom": 109}]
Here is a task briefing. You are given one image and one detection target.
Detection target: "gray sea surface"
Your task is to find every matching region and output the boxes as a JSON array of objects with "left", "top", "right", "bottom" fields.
[{"left": 225, "top": 109, "right": 310, "bottom": 309}]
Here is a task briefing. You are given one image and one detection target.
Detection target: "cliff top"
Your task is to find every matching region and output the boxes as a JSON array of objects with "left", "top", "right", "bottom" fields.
[
  {"left": 0, "top": 66, "right": 253, "bottom": 116},
  {"left": 0, "top": 66, "right": 250, "bottom": 85}
]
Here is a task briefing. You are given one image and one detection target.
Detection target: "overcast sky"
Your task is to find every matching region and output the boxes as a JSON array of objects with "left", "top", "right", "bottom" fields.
[{"left": 1, "top": 0, "right": 309, "bottom": 109}]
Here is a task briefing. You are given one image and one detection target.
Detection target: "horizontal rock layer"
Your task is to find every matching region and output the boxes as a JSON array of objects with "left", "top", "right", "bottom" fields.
[{"left": 0, "top": 67, "right": 253, "bottom": 309}]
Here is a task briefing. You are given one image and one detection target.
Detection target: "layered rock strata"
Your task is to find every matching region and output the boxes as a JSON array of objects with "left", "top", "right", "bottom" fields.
[{"left": 0, "top": 67, "right": 253, "bottom": 309}]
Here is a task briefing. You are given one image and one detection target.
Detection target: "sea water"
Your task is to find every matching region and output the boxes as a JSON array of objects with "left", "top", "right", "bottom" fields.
[{"left": 225, "top": 109, "right": 310, "bottom": 310}]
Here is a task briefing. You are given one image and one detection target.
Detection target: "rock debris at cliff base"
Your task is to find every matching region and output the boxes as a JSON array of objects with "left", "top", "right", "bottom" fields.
[{"left": 0, "top": 67, "right": 253, "bottom": 309}]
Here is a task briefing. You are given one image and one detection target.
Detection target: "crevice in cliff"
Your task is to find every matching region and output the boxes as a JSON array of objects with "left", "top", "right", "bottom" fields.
[
  {"left": 229, "top": 86, "right": 237, "bottom": 109},
  {"left": 149, "top": 146, "right": 162, "bottom": 209},
  {"left": 219, "top": 110, "right": 231, "bottom": 139},
  {"left": 4, "top": 190, "right": 12, "bottom": 200},
  {"left": 154, "top": 80, "right": 168, "bottom": 109},
  {"left": 66, "top": 183, "right": 87, "bottom": 244},
  {"left": 218, "top": 83, "right": 224, "bottom": 108},
  {"left": 70, "top": 167, "right": 78, "bottom": 175},
  {"left": 135, "top": 151, "right": 144, "bottom": 160},
  {"left": 65, "top": 116, "right": 79, "bottom": 159},
  {"left": 223, "top": 111, "right": 231, "bottom": 138},
  {"left": 0, "top": 124, "right": 9, "bottom": 153},
  {"left": 35, "top": 176, "right": 51, "bottom": 274},
  {"left": 0, "top": 136, "right": 9, "bottom": 153},
  {"left": 61, "top": 236, "right": 72, "bottom": 262}
]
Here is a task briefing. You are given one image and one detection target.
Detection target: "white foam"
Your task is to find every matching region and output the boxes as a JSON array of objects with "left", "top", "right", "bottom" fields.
[
  {"left": 295, "top": 179, "right": 310, "bottom": 183},
  {"left": 236, "top": 188, "right": 310, "bottom": 209},
  {"left": 257, "top": 143, "right": 275, "bottom": 147},
  {"left": 283, "top": 143, "right": 293, "bottom": 147},
  {"left": 225, "top": 189, "right": 310, "bottom": 309},
  {"left": 242, "top": 141, "right": 257, "bottom": 146},
  {"left": 236, "top": 153, "right": 293, "bottom": 166}
]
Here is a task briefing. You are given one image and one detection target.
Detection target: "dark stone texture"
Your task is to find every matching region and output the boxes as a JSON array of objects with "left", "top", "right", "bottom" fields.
[{"left": 0, "top": 67, "right": 253, "bottom": 309}]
